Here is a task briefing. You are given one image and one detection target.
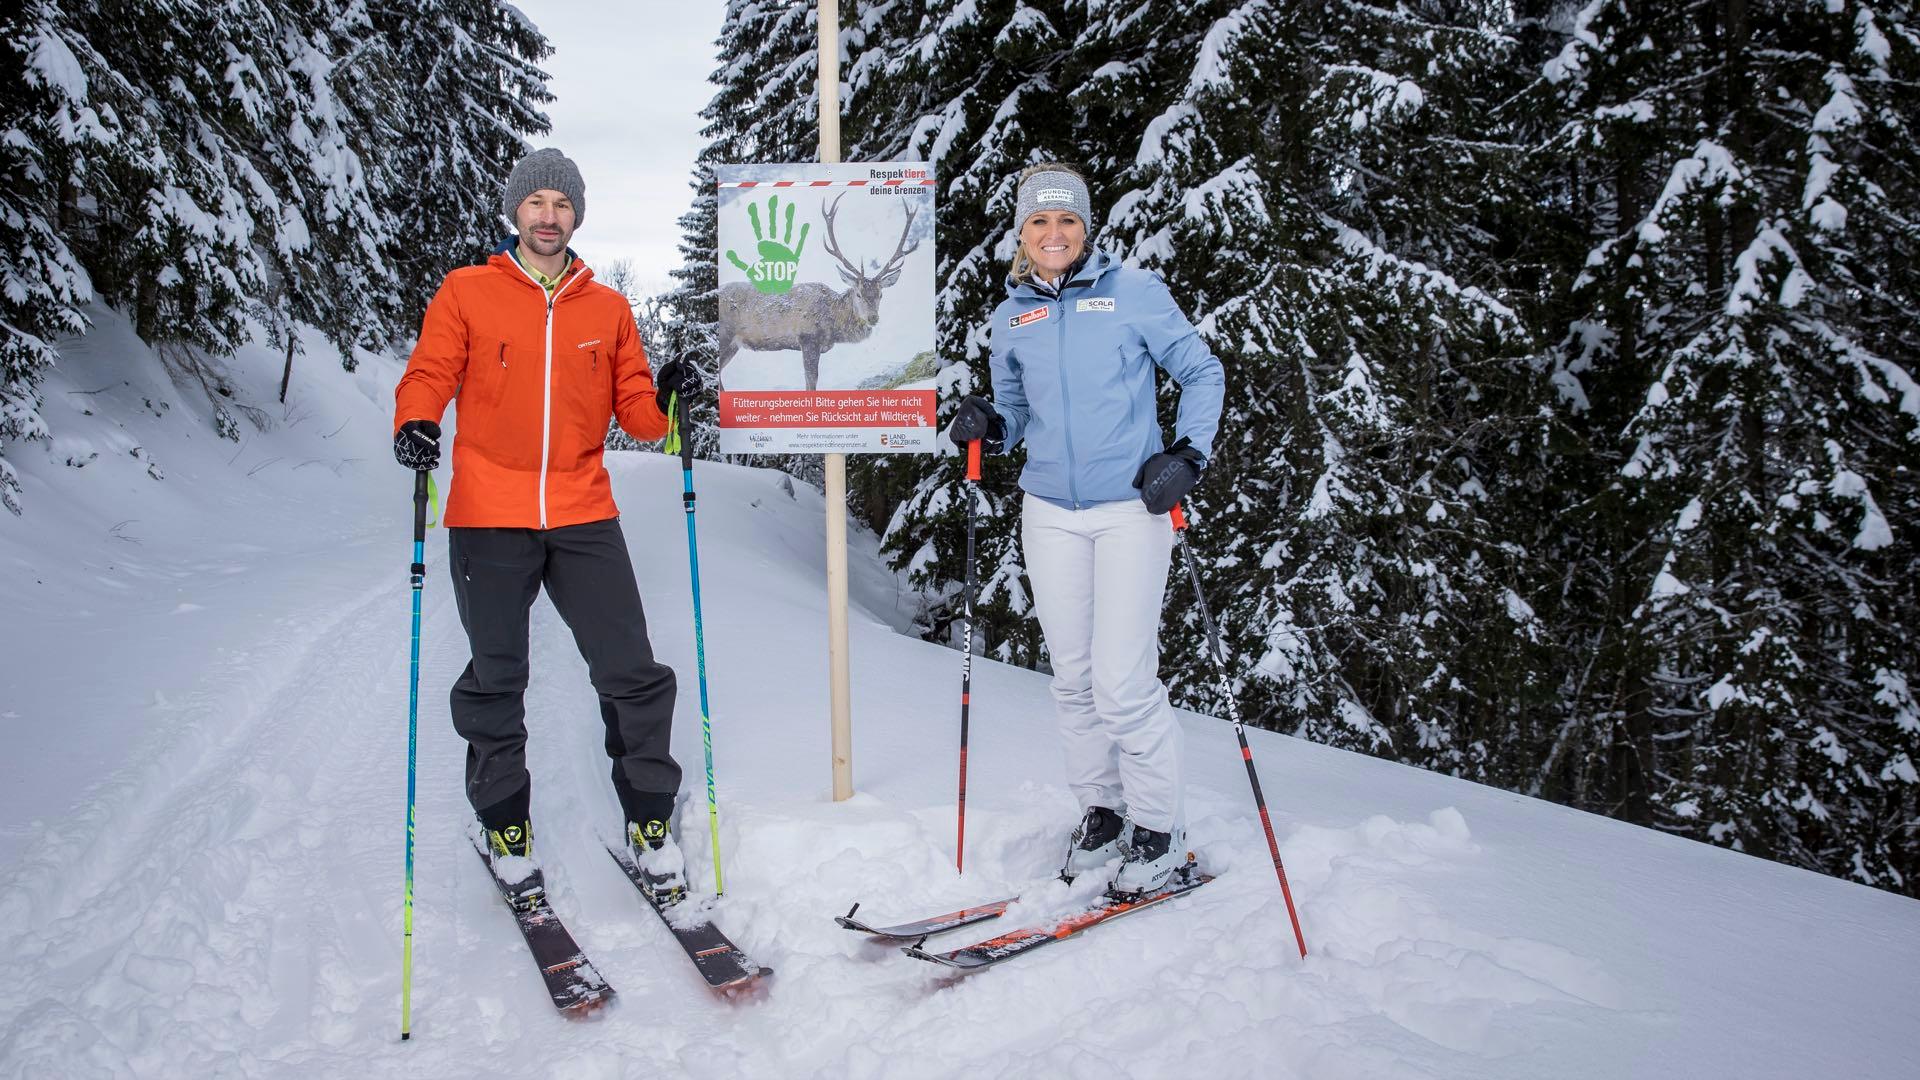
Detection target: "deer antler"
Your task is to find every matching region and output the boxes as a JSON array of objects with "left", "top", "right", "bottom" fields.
[
  {"left": 820, "top": 193, "right": 862, "bottom": 280},
  {"left": 820, "top": 194, "right": 922, "bottom": 282},
  {"left": 876, "top": 203, "right": 921, "bottom": 280}
]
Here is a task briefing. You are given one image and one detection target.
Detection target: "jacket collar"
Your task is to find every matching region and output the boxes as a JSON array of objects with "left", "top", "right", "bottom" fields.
[
  {"left": 1006, "top": 248, "right": 1118, "bottom": 302},
  {"left": 489, "top": 236, "right": 592, "bottom": 293}
]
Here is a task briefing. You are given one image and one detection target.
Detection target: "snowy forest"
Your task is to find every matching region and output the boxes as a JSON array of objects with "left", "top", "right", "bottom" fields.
[
  {"left": 2, "top": 0, "right": 551, "bottom": 510},
  {"left": 6, "top": 0, "right": 1917, "bottom": 903}
]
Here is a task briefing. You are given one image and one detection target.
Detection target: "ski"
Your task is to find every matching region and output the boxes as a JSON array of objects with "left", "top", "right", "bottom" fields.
[
  {"left": 904, "top": 865, "right": 1213, "bottom": 972},
  {"left": 604, "top": 844, "right": 771, "bottom": 990},
  {"left": 469, "top": 840, "right": 616, "bottom": 1016},
  {"left": 835, "top": 896, "right": 1017, "bottom": 941}
]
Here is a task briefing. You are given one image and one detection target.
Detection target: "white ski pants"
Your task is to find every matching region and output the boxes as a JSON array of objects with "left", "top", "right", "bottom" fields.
[{"left": 1021, "top": 494, "right": 1183, "bottom": 832}]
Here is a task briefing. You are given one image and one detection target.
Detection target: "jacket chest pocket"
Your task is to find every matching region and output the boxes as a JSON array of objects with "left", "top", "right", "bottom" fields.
[
  {"left": 458, "top": 334, "right": 529, "bottom": 409},
  {"left": 461, "top": 336, "right": 542, "bottom": 469},
  {"left": 556, "top": 341, "right": 614, "bottom": 453}
]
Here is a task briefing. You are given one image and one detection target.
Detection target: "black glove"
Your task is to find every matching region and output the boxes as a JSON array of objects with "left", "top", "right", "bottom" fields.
[
  {"left": 1132, "top": 436, "right": 1206, "bottom": 514},
  {"left": 653, "top": 359, "right": 702, "bottom": 415},
  {"left": 394, "top": 419, "right": 441, "bottom": 471},
  {"left": 946, "top": 395, "right": 1006, "bottom": 453}
]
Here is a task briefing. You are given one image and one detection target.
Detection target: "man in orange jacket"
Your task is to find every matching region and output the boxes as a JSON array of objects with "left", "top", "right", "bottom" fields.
[{"left": 392, "top": 147, "right": 699, "bottom": 901}]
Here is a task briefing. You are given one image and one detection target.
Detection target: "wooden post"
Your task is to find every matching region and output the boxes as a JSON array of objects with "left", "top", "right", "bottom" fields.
[{"left": 819, "top": 0, "right": 854, "bottom": 802}]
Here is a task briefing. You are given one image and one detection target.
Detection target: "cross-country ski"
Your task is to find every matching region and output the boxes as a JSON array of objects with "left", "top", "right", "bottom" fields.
[
  {"left": 606, "top": 843, "right": 770, "bottom": 991},
  {"left": 836, "top": 897, "right": 1016, "bottom": 942},
  {"left": 904, "top": 864, "right": 1214, "bottom": 972},
  {"left": 470, "top": 839, "right": 616, "bottom": 1016}
]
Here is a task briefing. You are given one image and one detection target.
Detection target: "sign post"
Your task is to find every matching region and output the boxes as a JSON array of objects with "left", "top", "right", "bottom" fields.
[
  {"left": 820, "top": 0, "right": 849, "bottom": 803},
  {"left": 708, "top": 1, "right": 938, "bottom": 801}
]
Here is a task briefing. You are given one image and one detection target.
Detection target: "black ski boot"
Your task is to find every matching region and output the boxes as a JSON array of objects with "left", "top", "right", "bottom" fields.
[
  {"left": 627, "top": 818, "right": 687, "bottom": 906},
  {"left": 482, "top": 820, "right": 545, "bottom": 910}
]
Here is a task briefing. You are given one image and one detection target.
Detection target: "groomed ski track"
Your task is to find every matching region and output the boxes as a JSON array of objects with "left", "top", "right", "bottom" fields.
[{"left": 2, "top": 331, "right": 1917, "bottom": 1079}]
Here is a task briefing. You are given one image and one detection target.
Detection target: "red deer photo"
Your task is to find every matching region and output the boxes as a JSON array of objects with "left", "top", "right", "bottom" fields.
[{"left": 714, "top": 163, "right": 940, "bottom": 455}]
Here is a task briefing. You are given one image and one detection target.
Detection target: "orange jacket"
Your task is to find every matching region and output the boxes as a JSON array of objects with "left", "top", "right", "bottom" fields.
[{"left": 393, "top": 252, "right": 669, "bottom": 529}]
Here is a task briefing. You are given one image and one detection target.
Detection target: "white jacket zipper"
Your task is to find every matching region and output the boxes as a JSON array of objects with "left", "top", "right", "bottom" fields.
[{"left": 509, "top": 255, "right": 579, "bottom": 529}]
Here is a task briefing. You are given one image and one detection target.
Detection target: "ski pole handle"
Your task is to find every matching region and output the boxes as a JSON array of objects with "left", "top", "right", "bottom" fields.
[
  {"left": 967, "top": 439, "right": 981, "bottom": 483},
  {"left": 675, "top": 398, "right": 695, "bottom": 472},
  {"left": 1170, "top": 502, "right": 1187, "bottom": 531},
  {"left": 412, "top": 470, "right": 429, "bottom": 545}
]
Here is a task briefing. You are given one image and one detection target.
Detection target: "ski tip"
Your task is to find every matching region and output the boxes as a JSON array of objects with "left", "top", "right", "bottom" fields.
[
  {"left": 901, "top": 946, "right": 980, "bottom": 972},
  {"left": 562, "top": 988, "right": 619, "bottom": 1019},
  {"left": 711, "top": 966, "right": 774, "bottom": 993}
]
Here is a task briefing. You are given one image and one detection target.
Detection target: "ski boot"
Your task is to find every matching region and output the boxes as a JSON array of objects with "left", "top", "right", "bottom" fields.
[
  {"left": 483, "top": 820, "right": 545, "bottom": 910},
  {"left": 1111, "top": 825, "right": 1188, "bottom": 897},
  {"left": 1060, "top": 805, "right": 1131, "bottom": 883},
  {"left": 627, "top": 817, "right": 688, "bottom": 906}
]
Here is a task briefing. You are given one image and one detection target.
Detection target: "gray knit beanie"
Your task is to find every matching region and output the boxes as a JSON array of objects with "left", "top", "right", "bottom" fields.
[
  {"left": 502, "top": 147, "right": 586, "bottom": 227},
  {"left": 1014, "top": 169, "right": 1093, "bottom": 234}
]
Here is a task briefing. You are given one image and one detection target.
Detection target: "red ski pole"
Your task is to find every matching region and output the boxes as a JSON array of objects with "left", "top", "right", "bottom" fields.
[
  {"left": 956, "top": 439, "right": 981, "bottom": 873},
  {"left": 1169, "top": 503, "right": 1307, "bottom": 958}
]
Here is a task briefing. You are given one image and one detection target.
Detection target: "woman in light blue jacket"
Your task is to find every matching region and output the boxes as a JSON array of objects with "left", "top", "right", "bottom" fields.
[{"left": 947, "top": 162, "right": 1225, "bottom": 895}]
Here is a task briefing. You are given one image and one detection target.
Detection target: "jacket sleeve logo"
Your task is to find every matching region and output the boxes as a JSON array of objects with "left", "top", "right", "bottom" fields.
[
  {"left": 1010, "top": 306, "right": 1051, "bottom": 328},
  {"left": 1074, "top": 298, "right": 1115, "bottom": 313}
]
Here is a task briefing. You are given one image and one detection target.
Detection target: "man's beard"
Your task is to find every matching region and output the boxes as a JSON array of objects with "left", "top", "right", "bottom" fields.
[{"left": 522, "top": 230, "right": 569, "bottom": 257}]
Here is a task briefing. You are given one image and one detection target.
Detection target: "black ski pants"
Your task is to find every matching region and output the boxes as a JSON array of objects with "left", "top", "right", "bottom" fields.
[{"left": 448, "top": 518, "right": 680, "bottom": 826}]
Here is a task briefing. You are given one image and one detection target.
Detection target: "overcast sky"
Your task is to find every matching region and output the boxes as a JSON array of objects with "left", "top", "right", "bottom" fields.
[{"left": 511, "top": 1, "right": 726, "bottom": 296}]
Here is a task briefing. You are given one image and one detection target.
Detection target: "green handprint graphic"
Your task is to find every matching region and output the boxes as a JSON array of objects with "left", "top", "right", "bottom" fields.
[{"left": 725, "top": 194, "right": 810, "bottom": 295}]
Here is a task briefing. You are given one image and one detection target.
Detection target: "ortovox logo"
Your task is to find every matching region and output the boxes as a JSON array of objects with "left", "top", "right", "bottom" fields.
[
  {"left": 576, "top": 339, "right": 602, "bottom": 349},
  {"left": 1010, "top": 306, "right": 1051, "bottom": 328}
]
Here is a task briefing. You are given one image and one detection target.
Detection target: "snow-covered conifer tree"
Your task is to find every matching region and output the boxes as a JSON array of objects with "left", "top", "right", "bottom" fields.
[
  {"left": 374, "top": 0, "right": 553, "bottom": 334},
  {"left": 0, "top": 0, "right": 552, "bottom": 497},
  {"left": 2, "top": 1, "right": 94, "bottom": 513},
  {"left": 1536, "top": 0, "right": 1920, "bottom": 889}
]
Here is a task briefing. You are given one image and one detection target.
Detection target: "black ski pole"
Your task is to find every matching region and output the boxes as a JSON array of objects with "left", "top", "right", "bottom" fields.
[
  {"left": 1169, "top": 503, "right": 1307, "bottom": 958},
  {"left": 956, "top": 439, "right": 981, "bottom": 873}
]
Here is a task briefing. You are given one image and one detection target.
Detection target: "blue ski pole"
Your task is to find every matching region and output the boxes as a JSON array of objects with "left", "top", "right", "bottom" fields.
[
  {"left": 667, "top": 398, "right": 725, "bottom": 895},
  {"left": 401, "top": 468, "right": 432, "bottom": 1038}
]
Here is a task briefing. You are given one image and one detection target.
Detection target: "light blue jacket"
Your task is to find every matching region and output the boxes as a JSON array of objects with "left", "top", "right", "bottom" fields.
[{"left": 988, "top": 249, "right": 1226, "bottom": 509}]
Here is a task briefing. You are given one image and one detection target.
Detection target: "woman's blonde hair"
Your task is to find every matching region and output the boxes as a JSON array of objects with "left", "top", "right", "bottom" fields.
[{"left": 1009, "top": 161, "right": 1089, "bottom": 283}]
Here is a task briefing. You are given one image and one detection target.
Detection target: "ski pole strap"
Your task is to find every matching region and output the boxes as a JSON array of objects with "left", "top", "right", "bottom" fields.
[
  {"left": 426, "top": 472, "right": 439, "bottom": 529},
  {"left": 663, "top": 393, "right": 682, "bottom": 456},
  {"left": 967, "top": 439, "right": 981, "bottom": 482}
]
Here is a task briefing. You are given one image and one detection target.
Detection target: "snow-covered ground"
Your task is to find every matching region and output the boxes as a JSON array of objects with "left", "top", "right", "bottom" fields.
[{"left": 2, "top": 313, "right": 1917, "bottom": 1079}]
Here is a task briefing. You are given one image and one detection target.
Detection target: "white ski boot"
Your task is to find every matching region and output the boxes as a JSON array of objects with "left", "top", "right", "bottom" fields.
[
  {"left": 1111, "top": 825, "right": 1187, "bottom": 896},
  {"left": 1061, "top": 805, "right": 1131, "bottom": 882}
]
